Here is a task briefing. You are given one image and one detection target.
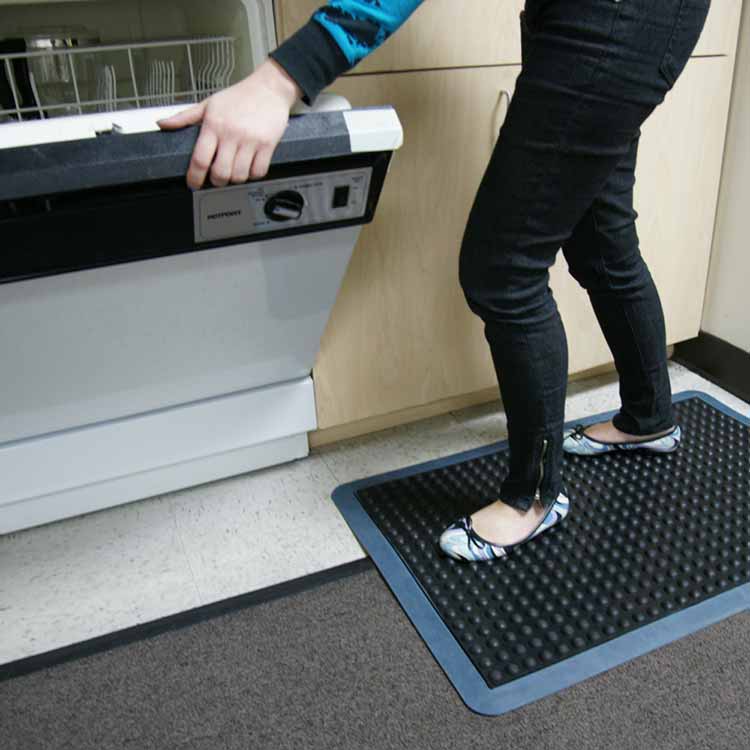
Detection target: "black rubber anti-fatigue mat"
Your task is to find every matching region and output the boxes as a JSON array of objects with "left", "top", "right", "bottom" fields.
[{"left": 351, "top": 394, "right": 750, "bottom": 692}]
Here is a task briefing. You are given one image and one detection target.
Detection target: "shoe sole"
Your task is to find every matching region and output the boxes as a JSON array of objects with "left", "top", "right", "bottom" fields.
[{"left": 563, "top": 441, "right": 681, "bottom": 456}]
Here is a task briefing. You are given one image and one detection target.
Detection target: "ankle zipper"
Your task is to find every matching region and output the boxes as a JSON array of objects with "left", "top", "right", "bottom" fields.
[{"left": 533, "top": 438, "right": 548, "bottom": 504}]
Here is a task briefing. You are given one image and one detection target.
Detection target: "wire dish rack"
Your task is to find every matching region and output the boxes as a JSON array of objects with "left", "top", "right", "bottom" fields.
[{"left": 0, "top": 36, "right": 236, "bottom": 120}]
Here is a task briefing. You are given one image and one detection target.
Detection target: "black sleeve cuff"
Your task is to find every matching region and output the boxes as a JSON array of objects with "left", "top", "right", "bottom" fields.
[{"left": 269, "top": 19, "right": 353, "bottom": 105}]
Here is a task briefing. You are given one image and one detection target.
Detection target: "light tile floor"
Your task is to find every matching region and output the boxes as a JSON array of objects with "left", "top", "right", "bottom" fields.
[{"left": 1, "top": 361, "right": 747, "bottom": 664}]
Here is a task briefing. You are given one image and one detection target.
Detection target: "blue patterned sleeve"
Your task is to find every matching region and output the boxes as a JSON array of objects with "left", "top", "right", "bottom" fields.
[
  {"left": 270, "top": 1, "right": 425, "bottom": 104},
  {"left": 313, "top": 1, "right": 425, "bottom": 66}
]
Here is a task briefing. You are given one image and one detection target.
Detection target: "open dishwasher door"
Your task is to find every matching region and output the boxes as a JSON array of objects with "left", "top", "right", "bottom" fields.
[{"left": 0, "top": 98, "right": 402, "bottom": 533}]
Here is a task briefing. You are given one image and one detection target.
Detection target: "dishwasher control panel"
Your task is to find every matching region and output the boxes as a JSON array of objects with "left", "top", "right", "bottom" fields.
[{"left": 193, "top": 167, "right": 372, "bottom": 243}]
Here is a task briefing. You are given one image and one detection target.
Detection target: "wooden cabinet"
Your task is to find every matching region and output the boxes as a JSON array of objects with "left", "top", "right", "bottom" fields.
[
  {"left": 275, "top": 0, "right": 525, "bottom": 70},
  {"left": 313, "top": 66, "right": 520, "bottom": 429},
  {"left": 550, "top": 56, "right": 735, "bottom": 372},
  {"left": 694, "top": 0, "right": 744, "bottom": 57},
  {"left": 274, "top": 0, "right": 742, "bottom": 71},
  {"left": 313, "top": 53, "right": 736, "bottom": 434},
  {"left": 294, "top": 2, "right": 743, "bottom": 440},
  {"left": 640, "top": 58, "right": 734, "bottom": 341}
]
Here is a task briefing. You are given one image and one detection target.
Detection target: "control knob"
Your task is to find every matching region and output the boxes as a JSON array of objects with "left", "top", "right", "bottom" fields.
[{"left": 264, "top": 190, "right": 304, "bottom": 222}]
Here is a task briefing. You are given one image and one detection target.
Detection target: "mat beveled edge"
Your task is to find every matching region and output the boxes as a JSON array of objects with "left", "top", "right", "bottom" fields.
[{"left": 330, "top": 390, "right": 750, "bottom": 715}]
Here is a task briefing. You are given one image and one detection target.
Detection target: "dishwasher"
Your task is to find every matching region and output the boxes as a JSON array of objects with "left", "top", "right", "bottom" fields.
[{"left": 0, "top": 0, "right": 403, "bottom": 533}]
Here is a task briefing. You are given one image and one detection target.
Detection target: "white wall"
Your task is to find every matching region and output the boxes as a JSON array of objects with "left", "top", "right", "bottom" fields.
[{"left": 702, "top": 0, "right": 750, "bottom": 352}]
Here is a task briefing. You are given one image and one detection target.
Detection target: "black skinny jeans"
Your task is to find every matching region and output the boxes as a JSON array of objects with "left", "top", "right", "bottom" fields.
[{"left": 458, "top": 0, "right": 710, "bottom": 512}]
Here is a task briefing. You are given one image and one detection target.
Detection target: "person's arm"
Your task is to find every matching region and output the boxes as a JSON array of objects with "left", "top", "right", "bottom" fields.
[
  {"left": 158, "top": 1, "right": 424, "bottom": 189},
  {"left": 270, "top": 1, "right": 425, "bottom": 105}
]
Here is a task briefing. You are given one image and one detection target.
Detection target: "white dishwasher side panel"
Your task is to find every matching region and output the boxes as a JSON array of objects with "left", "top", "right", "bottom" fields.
[{"left": 0, "top": 225, "right": 361, "bottom": 443}]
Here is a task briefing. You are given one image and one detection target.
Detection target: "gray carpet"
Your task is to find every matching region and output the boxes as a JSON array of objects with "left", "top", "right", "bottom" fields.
[{"left": 2, "top": 566, "right": 749, "bottom": 750}]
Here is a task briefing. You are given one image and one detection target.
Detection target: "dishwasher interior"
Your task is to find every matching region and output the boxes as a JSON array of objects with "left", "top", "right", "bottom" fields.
[{"left": 0, "top": 0, "right": 274, "bottom": 122}]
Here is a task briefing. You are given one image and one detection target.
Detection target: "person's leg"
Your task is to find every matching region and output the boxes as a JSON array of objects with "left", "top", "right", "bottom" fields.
[
  {"left": 562, "top": 132, "right": 675, "bottom": 442},
  {"left": 450, "top": 0, "right": 709, "bottom": 549}
]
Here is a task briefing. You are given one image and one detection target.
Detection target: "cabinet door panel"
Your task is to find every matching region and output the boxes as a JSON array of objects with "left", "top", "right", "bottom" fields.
[
  {"left": 313, "top": 67, "right": 520, "bottom": 428},
  {"left": 551, "top": 57, "right": 734, "bottom": 372},
  {"left": 694, "top": 0, "right": 743, "bottom": 57}
]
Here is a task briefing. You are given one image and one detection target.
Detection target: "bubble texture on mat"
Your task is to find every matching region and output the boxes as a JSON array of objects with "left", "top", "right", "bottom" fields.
[{"left": 355, "top": 397, "right": 750, "bottom": 689}]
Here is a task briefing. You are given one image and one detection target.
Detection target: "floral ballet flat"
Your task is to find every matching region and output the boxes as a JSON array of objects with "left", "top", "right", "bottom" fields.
[
  {"left": 438, "top": 493, "right": 570, "bottom": 562},
  {"left": 563, "top": 424, "right": 681, "bottom": 456}
]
